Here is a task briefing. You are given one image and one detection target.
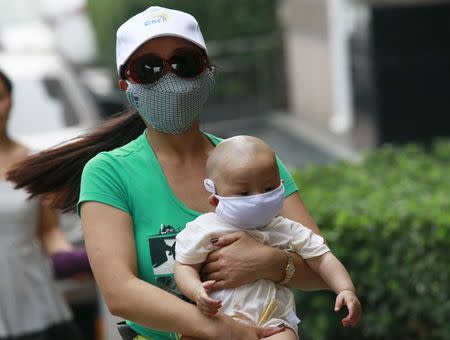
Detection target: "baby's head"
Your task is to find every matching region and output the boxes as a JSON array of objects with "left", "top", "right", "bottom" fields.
[
  {"left": 205, "top": 135, "right": 281, "bottom": 202},
  {"left": 204, "top": 136, "right": 285, "bottom": 228}
]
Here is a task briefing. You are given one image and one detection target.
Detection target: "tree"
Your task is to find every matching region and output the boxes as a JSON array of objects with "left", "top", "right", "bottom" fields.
[{"left": 86, "top": 0, "right": 278, "bottom": 69}]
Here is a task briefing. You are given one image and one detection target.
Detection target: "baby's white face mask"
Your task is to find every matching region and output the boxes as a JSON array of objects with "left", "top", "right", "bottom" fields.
[{"left": 204, "top": 179, "right": 285, "bottom": 229}]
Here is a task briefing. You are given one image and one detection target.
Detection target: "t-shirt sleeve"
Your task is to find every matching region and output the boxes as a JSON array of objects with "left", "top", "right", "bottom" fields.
[
  {"left": 77, "top": 152, "right": 129, "bottom": 215},
  {"left": 282, "top": 219, "right": 330, "bottom": 259},
  {"left": 276, "top": 157, "right": 299, "bottom": 198},
  {"left": 175, "top": 221, "right": 214, "bottom": 265}
]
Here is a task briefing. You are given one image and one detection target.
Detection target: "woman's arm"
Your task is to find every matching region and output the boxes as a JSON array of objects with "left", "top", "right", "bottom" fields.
[
  {"left": 202, "top": 193, "right": 329, "bottom": 291},
  {"left": 38, "top": 197, "right": 91, "bottom": 279},
  {"left": 278, "top": 193, "right": 328, "bottom": 290},
  {"left": 81, "top": 201, "right": 284, "bottom": 339},
  {"left": 281, "top": 192, "right": 321, "bottom": 234},
  {"left": 37, "top": 198, "right": 73, "bottom": 254}
]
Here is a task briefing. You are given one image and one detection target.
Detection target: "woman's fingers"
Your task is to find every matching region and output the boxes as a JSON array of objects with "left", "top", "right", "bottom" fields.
[
  {"left": 204, "top": 249, "right": 221, "bottom": 263},
  {"left": 201, "top": 255, "right": 224, "bottom": 283},
  {"left": 255, "top": 324, "right": 286, "bottom": 338},
  {"left": 212, "top": 232, "right": 245, "bottom": 248},
  {"left": 201, "top": 258, "right": 221, "bottom": 275},
  {"left": 203, "top": 232, "right": 247, "bottom": 265},
  {"left": 203, "top": 231, "right": 271, "bottom": 289},
  {"left": 207, "top": 278, "right": 231, "bottom": 291}
]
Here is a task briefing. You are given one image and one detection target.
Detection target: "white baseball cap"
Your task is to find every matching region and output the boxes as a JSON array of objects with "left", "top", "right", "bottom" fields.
[{"left": 116, "top": 6, "right": 207, "bottom": 76}]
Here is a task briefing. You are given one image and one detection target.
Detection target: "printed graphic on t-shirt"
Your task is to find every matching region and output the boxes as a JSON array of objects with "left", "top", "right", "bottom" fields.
[{"left": 148, "top": 224, "right": 182, "bottom": 296}]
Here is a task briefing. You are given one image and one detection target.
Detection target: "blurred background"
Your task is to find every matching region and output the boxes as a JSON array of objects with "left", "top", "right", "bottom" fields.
[{"left": 0, "top": 0, "right": 449, "bottom": 339}]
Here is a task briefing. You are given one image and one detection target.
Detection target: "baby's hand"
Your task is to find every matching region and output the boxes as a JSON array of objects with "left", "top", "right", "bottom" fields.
[
  {"left": 194, "top": 280, "right": 222, "bottom": 316},
  {"left": 335, "top": 289, "right": 362, "bottom": 327}
]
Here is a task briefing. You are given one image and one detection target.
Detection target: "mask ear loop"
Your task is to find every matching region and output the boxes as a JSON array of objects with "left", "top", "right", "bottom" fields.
[{"left": 203, "top": 178, "right": 216, "bottom": 194}]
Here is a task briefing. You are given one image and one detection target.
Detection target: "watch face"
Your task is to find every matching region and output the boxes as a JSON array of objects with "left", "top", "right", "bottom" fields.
[{"left": 287, "top": 265, "right": 295, "bottom": 276}]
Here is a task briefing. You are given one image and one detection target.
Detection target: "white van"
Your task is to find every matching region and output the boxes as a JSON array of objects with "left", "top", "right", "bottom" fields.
[{"left": 0, "top": 52, "right": 100, "bottom": 149}]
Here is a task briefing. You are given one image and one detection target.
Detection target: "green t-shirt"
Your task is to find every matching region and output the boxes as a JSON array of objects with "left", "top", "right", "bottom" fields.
[{"left": 78, "top": 131, "right": 298, "bottom": 339}]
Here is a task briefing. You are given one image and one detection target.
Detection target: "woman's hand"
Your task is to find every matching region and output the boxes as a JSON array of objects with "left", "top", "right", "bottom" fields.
[
  {"left": 51, "top": 247, "right": 92, "bottom": 279},
  {"left": 201, "top": 232, "right": 285, "bottom": 290},
  {"left": 181, "top": 313, "right": 285, "bottom": 339},
  {"left": 37, "top": 198, "right": 74, "bottom": 255}
]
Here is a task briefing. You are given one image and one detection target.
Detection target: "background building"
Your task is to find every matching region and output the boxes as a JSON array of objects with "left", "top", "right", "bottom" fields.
[{"left": 280, "top": 0, "right": 450, "bottom": 151}]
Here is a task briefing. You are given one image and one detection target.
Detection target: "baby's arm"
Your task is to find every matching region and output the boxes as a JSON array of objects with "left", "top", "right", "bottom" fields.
[
  {"left": 174, "top": 261, "right": 222, "bottom": 316},
  {"left": 306, "top": 253, "right": 361, "bottom": 326}
]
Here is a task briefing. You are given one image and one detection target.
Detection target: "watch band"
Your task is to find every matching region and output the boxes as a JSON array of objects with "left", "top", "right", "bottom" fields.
[{"left": 279, "top": 249, "right": 295, "bottom": 285}]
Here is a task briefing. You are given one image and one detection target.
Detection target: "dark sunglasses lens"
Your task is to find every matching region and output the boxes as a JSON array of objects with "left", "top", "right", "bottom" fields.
[
  {"left": 170, "top": 51, "right": 205, "bottom": 78},
  {"left": 131, "top": 55, "right": 164, "bottom": 84}
]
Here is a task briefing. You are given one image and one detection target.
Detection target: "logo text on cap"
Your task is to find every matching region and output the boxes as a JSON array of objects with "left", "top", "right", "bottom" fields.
[{"left": 144, "top": 13, "right": 168, "bottom": 26}]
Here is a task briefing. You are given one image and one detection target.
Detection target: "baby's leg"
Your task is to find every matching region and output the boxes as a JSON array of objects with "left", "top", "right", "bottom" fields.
[{"left": 264, "top": 328, "right": 298, "bottom": 340}]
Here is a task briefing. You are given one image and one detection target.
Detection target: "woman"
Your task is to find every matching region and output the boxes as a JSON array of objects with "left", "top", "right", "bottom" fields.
[
  {"left": 0, "top": 69, "right": 82, "bottom": 339},
  {"left": 8, "top": 6, "right": 328, "bottom": 339}
]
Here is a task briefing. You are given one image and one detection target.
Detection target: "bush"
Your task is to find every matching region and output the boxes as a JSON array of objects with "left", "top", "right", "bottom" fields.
[{"left": 291, "top": 140, "right": 450, "bottom": 339}]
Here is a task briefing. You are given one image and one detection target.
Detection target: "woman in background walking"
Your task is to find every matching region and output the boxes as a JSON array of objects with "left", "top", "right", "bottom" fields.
[{"left": 0, "top": 69, "right": 82, "bottom": 340}]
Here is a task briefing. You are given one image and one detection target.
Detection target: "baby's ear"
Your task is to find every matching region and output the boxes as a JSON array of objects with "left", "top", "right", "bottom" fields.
[{"left": 208, "top": 195, "right": 219, "bottom": 207}]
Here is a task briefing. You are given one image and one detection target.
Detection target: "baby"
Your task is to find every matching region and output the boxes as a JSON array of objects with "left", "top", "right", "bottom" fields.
[{"left": 174, "top": 136, "right": 361, "bottom": 339}]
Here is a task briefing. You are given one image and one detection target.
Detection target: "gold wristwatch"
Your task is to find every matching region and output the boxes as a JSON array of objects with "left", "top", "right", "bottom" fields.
[{"left": 279, "top": 249, "right": 295, "bottom": 285}]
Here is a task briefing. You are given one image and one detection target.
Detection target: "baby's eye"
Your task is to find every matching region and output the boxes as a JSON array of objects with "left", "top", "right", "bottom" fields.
[
  {"left": 239, "top": 191, "right": 249, "bottom": 196},
  {"left": 264, "top": 187, "right": 275, "bottom": 192}
]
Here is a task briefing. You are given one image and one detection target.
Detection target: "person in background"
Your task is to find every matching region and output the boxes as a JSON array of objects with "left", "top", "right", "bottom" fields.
[
  {"left": 7, "top": 6, "right": 332, "bottom": 340},
  {"left": 0, "top": 69, "right": 85, "bottom": 339},
  {"left": 174, "top": 135, "right": 362, "bottom": 340}
]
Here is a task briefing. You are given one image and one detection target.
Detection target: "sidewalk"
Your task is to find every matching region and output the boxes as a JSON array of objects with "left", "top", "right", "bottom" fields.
[{"left": 201, "top": 113, "right": 342, "bottom": 169}]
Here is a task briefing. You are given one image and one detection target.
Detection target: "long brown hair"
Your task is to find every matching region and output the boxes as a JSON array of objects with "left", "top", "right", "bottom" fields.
[
  {"left": 7, "top": 110, "right": 146, "bottom": 212},
  {"left": 0, "top": 68, "right": 13, "bottom": 94}
]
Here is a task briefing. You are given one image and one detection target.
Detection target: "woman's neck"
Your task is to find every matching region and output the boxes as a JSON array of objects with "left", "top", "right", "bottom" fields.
[
  {"left": 0, "top": 134, "right": 25, "bottom": 179},
  {"left": 146, "top": 125, "right": 211, "bottom": 160},
  {"left": 0, "top": 131, "right": 15, "bottom": 150}
]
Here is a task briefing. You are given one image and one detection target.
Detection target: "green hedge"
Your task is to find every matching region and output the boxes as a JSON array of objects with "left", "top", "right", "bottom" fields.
[{"left": 291, "top": 140, "right": 450, "bottom": 339}]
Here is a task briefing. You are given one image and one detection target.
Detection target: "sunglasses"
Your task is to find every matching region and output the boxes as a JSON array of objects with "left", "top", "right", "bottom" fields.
[{"left": 123, "top": 48, "right": 209, "bottom": 84}]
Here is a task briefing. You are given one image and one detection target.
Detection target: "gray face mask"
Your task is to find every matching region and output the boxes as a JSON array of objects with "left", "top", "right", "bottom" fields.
[{"left": 126, "top": 69, "right": 215, "bottom": 134}]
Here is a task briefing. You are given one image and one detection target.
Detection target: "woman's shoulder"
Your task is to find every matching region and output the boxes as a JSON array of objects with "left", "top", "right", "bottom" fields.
[
  {"left": 86, "top": 133, "right": 146, "bottom": 166},
  {"left": 1, "top": 142, "right": 31, "bottom": 174},
  {"left": 12, "top": 142, "right": 32, "bottom": 160}
]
